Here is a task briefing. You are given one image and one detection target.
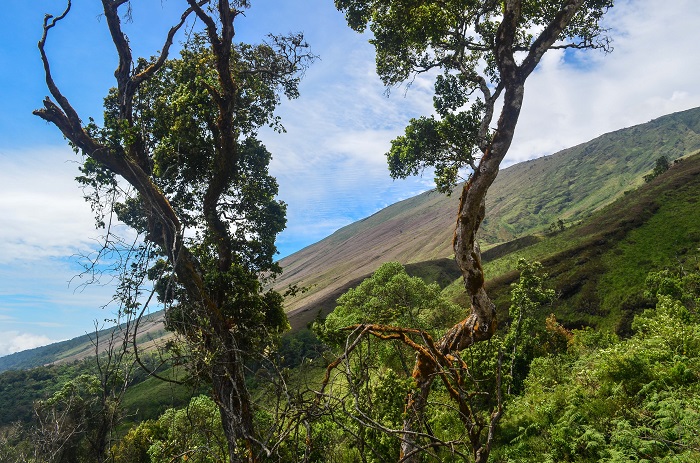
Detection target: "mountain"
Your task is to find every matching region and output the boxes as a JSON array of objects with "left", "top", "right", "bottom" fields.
[
  {"left": 275, "top": 106, "right": 700, "bottom": 329},
  {"left": 470, "top": 149, "right": 700, "bottom": 335},
  {"left": 0, "top": 311, "right": 167, "bottom": 373},
  {"left": 3, "top": 106, "right": 700, "bottom": 369}
]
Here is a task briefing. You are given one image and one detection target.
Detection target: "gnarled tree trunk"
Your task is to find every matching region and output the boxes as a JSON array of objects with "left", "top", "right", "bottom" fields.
[{"left": 400, "top": 83, "right": 525, "bottom": 462}]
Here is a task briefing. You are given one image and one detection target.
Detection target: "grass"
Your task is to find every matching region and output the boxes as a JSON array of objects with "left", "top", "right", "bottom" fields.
[{"left": 121, "top": 366, "right": 200, "bottom": 425}]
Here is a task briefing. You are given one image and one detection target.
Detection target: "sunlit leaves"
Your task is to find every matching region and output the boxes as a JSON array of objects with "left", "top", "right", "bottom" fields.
[
  {"left": 317, "top": 262, "right": 462, "bottom": 347},
  {"left": 387, "top": 103, "right": 483, "bottom": 193},
  {"left": 497, "top": 266, "right": 700, "bottom": 463}
]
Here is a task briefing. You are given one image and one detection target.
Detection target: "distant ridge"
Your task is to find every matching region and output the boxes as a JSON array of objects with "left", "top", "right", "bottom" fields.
[
  {"left": 0, "top": 311, "right": 166, "bottom": 372},
  {"left": 275, "top": 106, "right": 700, "bottom": 328}
]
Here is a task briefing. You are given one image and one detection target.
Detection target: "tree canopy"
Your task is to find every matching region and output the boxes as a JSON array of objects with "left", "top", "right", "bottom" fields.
[{"left": 338, "top": 0, "right": 612, "bottom": 192}]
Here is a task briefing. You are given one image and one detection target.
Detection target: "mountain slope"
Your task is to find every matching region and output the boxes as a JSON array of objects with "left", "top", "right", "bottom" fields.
[
  {"left": 0, "top": 311, "right": 167, "bottom": 373},
  {"left": 4, "top": 107, "right": 700, "bottom": 367},
  {"left": 473, "top": 150, "right": 700, "bottom": 335},
  {"left": 276, "top": 107, "right": 700, "bottom": 327}
]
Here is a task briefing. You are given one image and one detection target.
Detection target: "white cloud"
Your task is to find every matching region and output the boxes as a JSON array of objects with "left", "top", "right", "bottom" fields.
[
  {"left": 260, "top": 32, "right": 438, "bottom": 256},
  {"left": 0, "top": 331, "right": 55, "bottom": 357},
  {"left": 0, "top": 147, "right": 97, "bottom": 263},
  {"left": 508, "top": 0, "right": 700, "bottom": 164}
]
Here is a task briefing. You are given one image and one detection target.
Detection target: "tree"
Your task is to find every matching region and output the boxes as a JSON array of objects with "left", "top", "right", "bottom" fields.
[
  {"left": 504, "top": 259, "right": 556, "bottom": 395},
  {"left": 643, "top": 155, "right": 671, "bottom": 182},
  {"left": 334, "top": 1, "right": 613, "bottom": 461},
  {"left": 34, "top": 1, "right": 313, "bottom": 461},
  {"left": 318, "top": 262, "right": 462, "bottom": 345},
  {"left": 315, "top": 263, "right": 467, "bottom": 462},
  {"left": 319, "top": 260, "right": 561, "bottom": 461},
  {"left": 33, "top": 374, "right": 103, "bottom": 463}
]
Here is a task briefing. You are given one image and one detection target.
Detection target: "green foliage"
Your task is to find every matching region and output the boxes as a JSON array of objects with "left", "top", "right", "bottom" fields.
[
  {"left": 316, "top": 261, "right": 462, "bottom": 347},
  {"left": 644, "top": 155, "right": 671, "bottom": 182},
  {"left": 495, "top": 267, "right": 700, "bottom": 463},
  {"left": 0, "top": 423, "right": 33, "bottom": 463},
  {"left": 32, "top": 374, "right": 105, "bottom": 463},
  {"left": 147, "top": 395, "right": 227, "bottom": 463},
  {"left": 111, "top": 395, "right": 227, "bottom": 463},
  {"left": 111, "top": 420, "right": 162, "bottom": 463},
  {"left": 277, "top": 329, "right": 325, "bottom": 368},
  {"left": 311, "top": 262, "right": 468, "bottom": 459},
  {"left": 504, "top": 259, "right": 558, "bottom": 394},
  {"left": 388, "top": 104, "right": 483, "bottom": 193},
  {"left": 0, "top": 360, "right": 104, "bottom": 426}
]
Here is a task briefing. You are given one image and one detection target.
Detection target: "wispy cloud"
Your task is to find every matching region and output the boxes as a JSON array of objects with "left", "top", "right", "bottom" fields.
[
  {"left": 261, "top": 33, "right": 438, "bottom": 257},
  {"left": 0, "top": 147, "right": 97, "bottom": 263},
  {"left": 508, "top": 0, "right": 700, "bottom": 164}
]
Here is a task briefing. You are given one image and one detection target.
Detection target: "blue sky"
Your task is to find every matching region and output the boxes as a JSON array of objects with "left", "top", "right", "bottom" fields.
[{"left": 2, "top": 0, "right": 700, "bottom": 355}]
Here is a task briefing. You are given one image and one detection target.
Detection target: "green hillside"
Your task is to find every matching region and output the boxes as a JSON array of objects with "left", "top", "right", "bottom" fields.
[
  {"left": 484, "top": 107, "right": 700, "bottom": 241},
  {"left": 4, "top": 107, "right": 700, "bottom": 369},
  {"left": 0, "top": 311, "right": 167, "bottom": 373},
  {"left": 1, "top": 109, "right": 700, "bottom": 463}
]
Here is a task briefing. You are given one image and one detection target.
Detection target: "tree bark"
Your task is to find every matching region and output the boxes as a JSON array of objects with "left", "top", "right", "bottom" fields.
[{"left": 399, "top": 84, "right": 524, "bottom": 462}]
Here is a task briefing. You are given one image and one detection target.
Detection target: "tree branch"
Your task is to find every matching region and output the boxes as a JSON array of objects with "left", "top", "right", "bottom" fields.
[{"left": 519, "top": 0, "right": 586, "bottom": 78}]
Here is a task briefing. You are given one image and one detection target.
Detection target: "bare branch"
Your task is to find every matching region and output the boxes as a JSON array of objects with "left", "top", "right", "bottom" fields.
[{"left": 133, "top": 0, "right": 208, "bottom": 84}]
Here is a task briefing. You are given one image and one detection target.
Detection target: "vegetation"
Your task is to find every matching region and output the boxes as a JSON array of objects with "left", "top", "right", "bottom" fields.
[
  {"left": 644, "top": 156, "right": 671, "bottom": 182},
  {"left": 5, "top": 1, "right": 698, "bottom": 462},
  {"left": 334, "top": 1, "right": 614, "bottom": 460},
  {"left": 2, "top": 217, "right": 699, "bottom": 463},
  {"left": 474, "top": 151, "right": 700, "bottom": 336},
  {"left": 494, "top": 266, "right": 700, "bottom": 462}
]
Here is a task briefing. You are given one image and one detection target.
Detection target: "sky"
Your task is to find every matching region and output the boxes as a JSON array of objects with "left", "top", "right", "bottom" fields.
[{"left": 1, "top": 0, "right": 700, "bottom": 356}]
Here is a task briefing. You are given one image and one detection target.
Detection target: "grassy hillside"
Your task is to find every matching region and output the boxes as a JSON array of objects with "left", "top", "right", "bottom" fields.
[
  {"left": 460, "top": 152, "right": 700, "bottom": 335},
  {"left": 276, "top": 107, "right": 700, "bottom": 324},
  {"left": 485, "top": 107, "right": 700, "bottom": 241},
  {"left": 4, "top": 107, "right": 700, "bottom": 369}
]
